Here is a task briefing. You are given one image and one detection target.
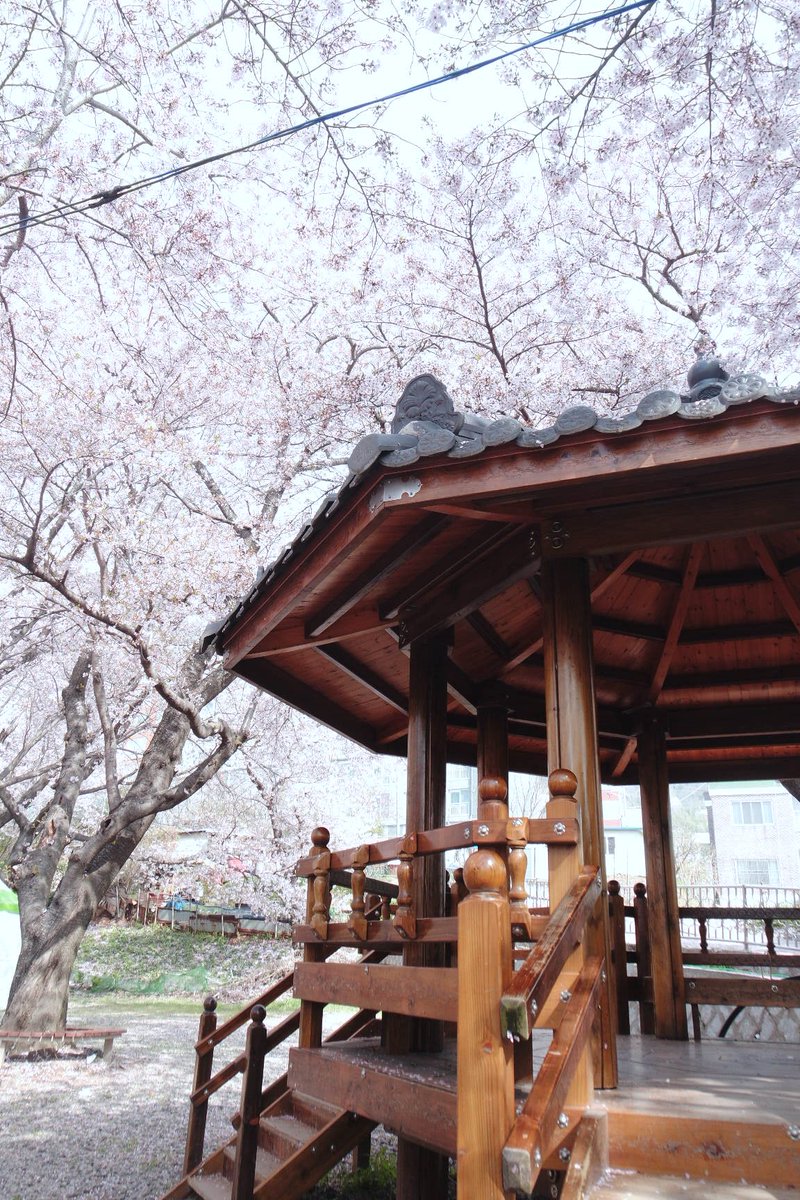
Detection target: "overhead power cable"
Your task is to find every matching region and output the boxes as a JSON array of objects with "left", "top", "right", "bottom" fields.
[{"left": 0, "top": 0, "right": 655, "bottom": 240}]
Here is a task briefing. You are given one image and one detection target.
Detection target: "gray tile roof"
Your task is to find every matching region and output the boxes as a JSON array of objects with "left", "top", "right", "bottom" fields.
[{"left": 205, "top": 360, "right": 800, "bottom": 652}]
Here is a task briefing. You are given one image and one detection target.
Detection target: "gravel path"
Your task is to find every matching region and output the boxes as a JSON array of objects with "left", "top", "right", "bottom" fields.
[{"left": 0, "top": 1000, "right": 288, "bottom": 1200}]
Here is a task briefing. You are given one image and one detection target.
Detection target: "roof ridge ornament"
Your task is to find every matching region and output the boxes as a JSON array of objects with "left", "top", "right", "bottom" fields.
[
  {"left": 684, "top": 356, "right": 730, "bottom": 403},
  {"left": 391, "top": 374, "right": 463, "bottom": 434}
]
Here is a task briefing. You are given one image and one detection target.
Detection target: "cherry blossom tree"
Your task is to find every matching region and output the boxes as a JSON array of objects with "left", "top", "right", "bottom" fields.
[{"left": 1, "top": 0, "right": 797, "bottom": 1032}]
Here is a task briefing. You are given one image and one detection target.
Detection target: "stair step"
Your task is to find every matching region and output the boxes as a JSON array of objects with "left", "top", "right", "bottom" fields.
[
  {"left": 222, "top": 1143, "right": 281, "bottom": 1183},
  {"left": 260, "top": 1111, "right": 318, "bottom": 1151},
  {"left": 590, "top": 1171, "right": 798, "bottom": 1199},
  {"left": 189, "top": 1173, "right": 230, "bottom": 1200}
]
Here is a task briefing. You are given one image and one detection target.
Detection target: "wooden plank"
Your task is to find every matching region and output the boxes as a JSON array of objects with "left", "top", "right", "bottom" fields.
[
  {"left": 314, "top": 645, "right": 407, "bottom": 714},
  {"left": 501, "top": 866, "right": 599, "bottom": 1040},
  {"left": 502, "top": 957, "right": 603, "bottom": 1195},
  {"left": 235, "top": 659, "right": 376, "bottom": 748},
  {"left": 540, "top": 477, "right": 800, "bottom": 559},
  {"left": 222, "top": 495, "right": 390, "bottom": 666},
  {"left": 684, "top": 975, "right": 800, "bottom": 1007},
  {"left": 468, "top": 611, "right": 512, "bottom": 661},
  {"left": 381, "top": 524, "right": 517, "bottom": 621},
  {"left": 605, "top": 1110, "right": 800, "bottom": 1189},
  {"left": 306, "top": 514, "right": 451, "bottom": 637},
  {"left": 400, "top": 525, "right": 538, "bottom": 644},
  {"left": 560, "top": 1109, "right": 608, "bottom": 1200},
  {"left": 288, "top": 1044, "right": 457, "bottom": 1156},
  {"left": 748, "top": 532, "right": 800, "bottom": 634},
  {"left": 245, "top": 606, "right": 392, "bottom": 656},
  {"left": 293, "top": 962, "right": 458, "bottom": 1021}
]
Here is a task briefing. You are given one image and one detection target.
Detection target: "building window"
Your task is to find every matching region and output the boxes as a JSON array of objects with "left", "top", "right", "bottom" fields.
[
  {"left": 734, "top": 858, "right": 778, "bottom": 886},
  {"left": 606, "top": 836, "right": 616, "bottom": 855},
  {"left": 731, "top": 799, "right": 773, "bottom": 825},
  {"left": 448, "top": 788, "right": 472, "bottom": 819}
]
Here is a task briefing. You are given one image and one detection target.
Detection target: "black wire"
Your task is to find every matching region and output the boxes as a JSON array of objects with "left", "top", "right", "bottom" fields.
[{"left": 0, "top": 1, "right": 655, "bottom": 240}]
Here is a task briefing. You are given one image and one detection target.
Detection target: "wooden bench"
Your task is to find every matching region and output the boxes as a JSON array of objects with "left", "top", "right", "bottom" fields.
[{"left": 0, "top": 1025, "right": 126, "bottom": 1063}]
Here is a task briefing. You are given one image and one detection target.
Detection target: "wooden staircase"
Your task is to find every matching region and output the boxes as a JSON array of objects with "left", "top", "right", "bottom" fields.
[{"left": 184, "top": 1090, "right": 375, "bottom": 1200}]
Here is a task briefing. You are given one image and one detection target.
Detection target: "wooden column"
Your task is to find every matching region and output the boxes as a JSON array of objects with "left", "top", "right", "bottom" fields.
[
  {"left": 477, "top": 702, "right": 510, "bottom": 795},
  {"left": 456, "top": 847, "right": 515, "bottom": 1200},
  {"left": 637, "top": 715, "right": 688, "bottom": 1040},
  {"left": 542, "top": 557, "right": 618, "bottom": 1087},
  {"left": 396, "top": 632, "right": 450, "bottom": 1200}
]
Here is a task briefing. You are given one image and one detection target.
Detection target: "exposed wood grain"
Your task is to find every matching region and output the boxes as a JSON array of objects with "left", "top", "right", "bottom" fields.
[
  {"left": 456, "top": 848, "right": 515, "bottom": 1200},
  {"left": 306, "top": 514, "right": 451, "bottom": 637},
  {"left": 502, "top": 866, "right": 599, "bottom": 1040},
  {"left": 638, "top": 719, "right": 687, "bottom": 1040},
  {"left": 314, "top": 644, "right": 407, "bottom": 713},
  {"left": 294, "top": 962, "right": 457, "bottom": 1020}
]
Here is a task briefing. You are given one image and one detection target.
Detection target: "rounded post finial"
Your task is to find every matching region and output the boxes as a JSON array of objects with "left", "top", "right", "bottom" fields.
[
  {"left": 463, "top": 847, "right": 507, "bottom": 896},
  {"left": 549, "top": 768, "right": 577, "bottom": 799},
  {"left": 608, "top": 880, "right": 621, "bottom": 896},
  {"left": 311, "top": 826, "right": 330, "bottom": 849},
  {"left": 203, "top": 995, "right": 218, "bottom": 1013},
  {"left": 633, "top": 881, "right": 647, "bottom": 898},
  {"left": 479, "top": 776, "right": 508, "bottom": 805},
  {"left": 250, "top": 1004, "right": 267, "bottom": 1025}
]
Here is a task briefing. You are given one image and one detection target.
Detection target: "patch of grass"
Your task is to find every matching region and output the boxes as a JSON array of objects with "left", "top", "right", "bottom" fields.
[
  {"left": 72, "top": 922, "right": 293, "bottom": 1001},
  {"left": 308, "top": 1148, "right": 397, "bottom": 1200}
]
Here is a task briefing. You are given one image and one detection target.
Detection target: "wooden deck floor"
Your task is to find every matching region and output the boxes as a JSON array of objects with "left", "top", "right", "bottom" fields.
[{"left": 602, "top": 1035, "right": 800, "bottom": 1125}]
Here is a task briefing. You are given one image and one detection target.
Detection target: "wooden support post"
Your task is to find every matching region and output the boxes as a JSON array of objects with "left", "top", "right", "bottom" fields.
[
  {"left": 396, "top": 633, "right": 450, "bottom": 1200},
  {"left": 637, "top": 716, "right": 687, "bottom": 1039},
  {"left": 457, "top": 847, "right": 515, "bottom": 1200},
  {"left": 183, "top": 996, "right": 217, "bottom": 1174},
  {"left": 632, "top": 883, "right": 655, "bottom": 1035},
  {"left": 542, "top": 557, "right": 618, "bottom": 1087},
  {"left": 545, "top": 769, "right": 593, "bottom": 1105},
  {"left": 232, "top": 1005, "right": 268, "bottom": 1200},
  {"left": 478, "top": 703, "right": 510, "bottom": 797},
  {"left": 607, "top": 882, "right": 630, "bottom": 1036},
  {"left": 300, "top": 827, "right": 329, "bottom": 1050}
]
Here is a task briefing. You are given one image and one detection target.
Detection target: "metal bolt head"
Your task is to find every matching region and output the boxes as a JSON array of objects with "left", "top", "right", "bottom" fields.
[
  {"left": 788, "top": 1125, "right": 800, "bottom": 1141},
  {"left": 531, "top": 1000, "right": 539, "bottom": 1017},
  {"left": 560, "top": 989, "right": 572, "bottom": 1003},
  {"left": 559, "top": 1147, "right": 571, "bottom": 1163},
  {"left": 601, "top": 968, "right": 607, "bottom": 983},
  {"left": 464, "top": 827, "right": 471, "bottom": 838},
  {"left": 557, "top": 1112, "right": 569, "bottom": 1128},
  {"left": 513, "top": 817, "right": 524, "bottom": 827},
  {"left": 478, "top": 823, "right": 489, "bottom": 836},
  {"left": 534, "top": 1148, "right": 542, "bottom": 1167},
  {"left": 553, "top": 821, "right": 566, "bottom": 835}
]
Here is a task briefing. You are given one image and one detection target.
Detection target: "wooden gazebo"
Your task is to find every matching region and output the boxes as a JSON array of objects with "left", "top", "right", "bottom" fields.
[{"left": 165, "top": 360, "right": 800, "bottom": 1200}]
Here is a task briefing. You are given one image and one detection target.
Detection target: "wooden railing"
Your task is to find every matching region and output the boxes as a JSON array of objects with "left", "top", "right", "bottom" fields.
[{"left": 608, "top": 880, "right": 800, "bottom": 1038}]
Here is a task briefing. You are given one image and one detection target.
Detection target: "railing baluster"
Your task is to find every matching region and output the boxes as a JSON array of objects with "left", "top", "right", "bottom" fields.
[
  {"left": 348, "top": 845, "right": 369, "bottom": 941},
  {"left": 608, "top": 881, "right": 630, "bottom": 1036},
  {"left": 310, "top": 826, "right": 331, "bottom": 940},
  {"left": 508, "top": 817, "right": 530, "bottom": 938},
  {"left": 698, "top": 915, "right": 708, "bottom": 954},
  {"left": 633, "top": 882, "right": 655, "bottom": 1035},
  {"left": 232, "top": 1005, "right": 268, "bottom": 1200},
  {"left": 183, "top": 996, "right": 217, "bottom": 1174},
  {"left": 393, "top": 832, "right": 417, "bottom": 939}
]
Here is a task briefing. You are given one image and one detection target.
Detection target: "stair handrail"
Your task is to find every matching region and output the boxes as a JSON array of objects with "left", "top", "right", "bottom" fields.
[
  {"left": 502, "top": 955, "right": 604, "bottom": 1196},
  {"left": 500, "top": 864, "right": 600, "bottom": 1040}
]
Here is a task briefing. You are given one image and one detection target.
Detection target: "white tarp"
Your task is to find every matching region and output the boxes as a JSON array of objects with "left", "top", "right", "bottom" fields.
[{"left": 0, "top": 880, "right": 20, "bottom": 1010}]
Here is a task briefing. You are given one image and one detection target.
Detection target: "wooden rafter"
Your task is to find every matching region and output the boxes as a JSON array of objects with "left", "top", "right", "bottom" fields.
[
  {"left": 314, "top": 645, "right": 408, "bottom": 714},
  {"left": 748, "top": 533, "right": 800, "bottom": 636},
  {"left": 306, "top": 514, "right": 450, "bottom": 638},
  {"left": 612, "top": 542, "right": 705, "bottom": 778},
  {"left": 501, "top": 551, "right": 641, "bottom": 676}
]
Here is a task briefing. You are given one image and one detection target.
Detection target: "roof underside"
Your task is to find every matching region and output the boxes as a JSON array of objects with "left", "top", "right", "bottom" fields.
[{"left": 219, "top": 394, "right": 800, "bottom": 784}]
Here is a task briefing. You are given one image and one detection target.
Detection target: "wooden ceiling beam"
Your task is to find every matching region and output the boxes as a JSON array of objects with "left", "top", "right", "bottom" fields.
[
  {"left": 748, "top": 533, "right": 800, "bottom": 636},
  {"left": 381, "top": 524, "right": 519, "bottom": 622},
  {"left": 246, "top": 607, "right": 394, "bottom": 657},
  {"left": 612, "top": 543, "right": 705, "bottom": 777},
  {"left": 234, "top": 660, "right": 376, "bottom": 748},
  {"left": 539, "top": 477, "right": 800, "bottom": 559},
  {"left": 399, "top": 526, "right": 538, "bottom": 644},
  {"left": 314, "top": 645, "right": 408, "bottom": 715},
  {"left": 467, "top": 611, "right": 512, "bottom": 661},
  {"left": 305, "top": 514, "right": 450, "bottom": 638}
]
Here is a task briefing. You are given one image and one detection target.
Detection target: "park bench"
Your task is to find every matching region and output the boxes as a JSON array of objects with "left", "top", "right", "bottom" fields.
[{"left": 0, "top": 1025, "right": 126, "bottom": 1063}]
